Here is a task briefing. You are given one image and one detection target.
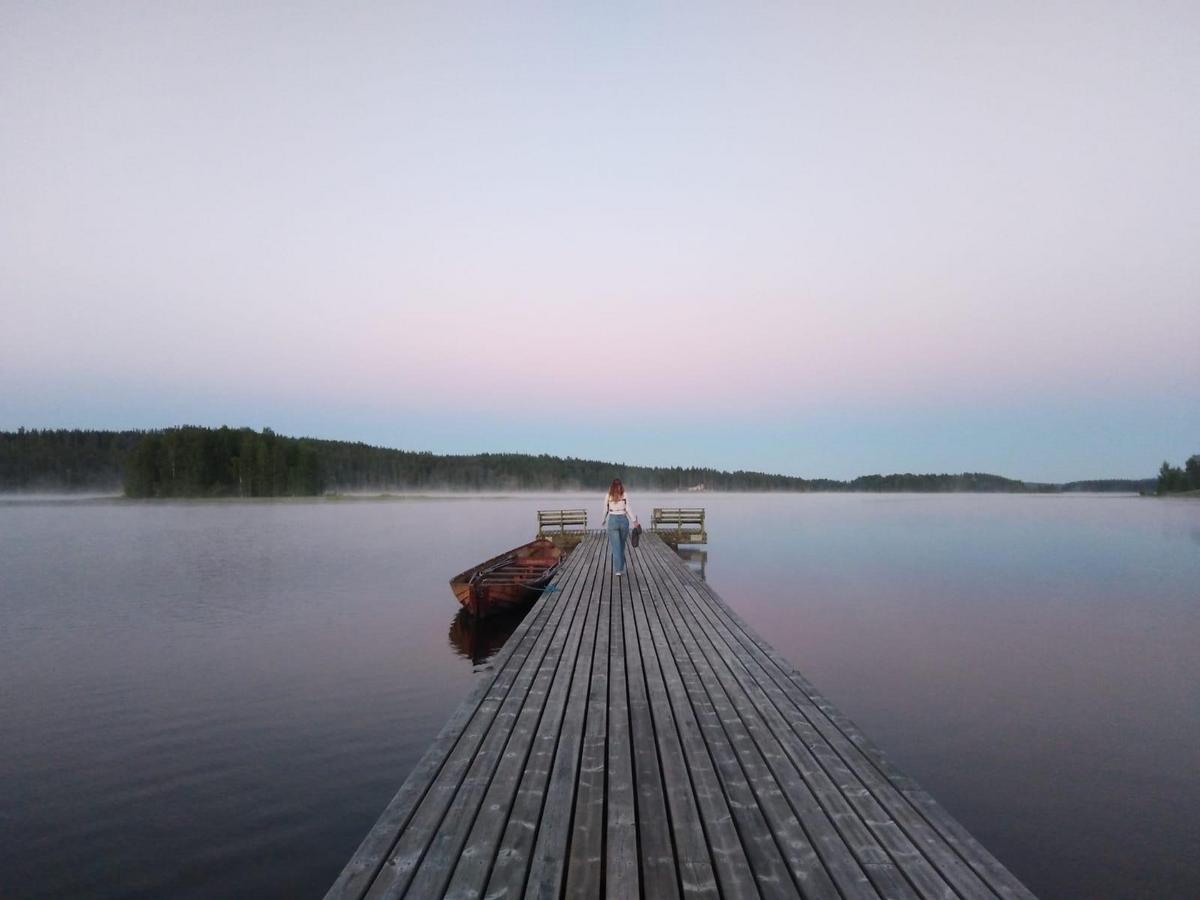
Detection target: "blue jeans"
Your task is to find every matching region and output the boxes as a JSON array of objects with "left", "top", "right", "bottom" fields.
[{"left": 607, "top": 516, "right": 630, "bottom": 573}]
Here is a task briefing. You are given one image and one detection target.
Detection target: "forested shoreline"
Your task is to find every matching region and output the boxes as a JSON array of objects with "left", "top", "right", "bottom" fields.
[
  {"left": 1156, "top": 455, "right": 1200, "bottom": 495},
  {"left": 0, "top": 429, "right": 141, "bottom": 492},
  {"left": 0, "top": 427, "right": 1159, "bottom": 497}
]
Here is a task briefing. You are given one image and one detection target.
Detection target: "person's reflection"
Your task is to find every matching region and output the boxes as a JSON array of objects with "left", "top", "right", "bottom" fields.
[{"left": 447, "top": 607, "right": 527, "bottom": 666}]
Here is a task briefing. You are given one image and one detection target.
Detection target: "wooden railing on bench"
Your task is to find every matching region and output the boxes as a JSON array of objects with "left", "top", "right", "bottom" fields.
[
  {"left": 651, "top": 507, "right": 707, "bottom": 545},
  {"left": 537, "top": 511, "right": 588, "bottom": 547}
]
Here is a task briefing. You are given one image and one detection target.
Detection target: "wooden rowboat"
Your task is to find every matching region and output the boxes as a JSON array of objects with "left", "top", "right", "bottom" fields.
[{"left": 448, "top": 538, "right": 563, "bottom": 618}]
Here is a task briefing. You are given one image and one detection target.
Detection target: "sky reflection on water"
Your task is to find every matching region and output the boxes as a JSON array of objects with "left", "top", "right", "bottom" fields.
[{"left": 1, "top": 494, "right": 1197, "bottom": 899}]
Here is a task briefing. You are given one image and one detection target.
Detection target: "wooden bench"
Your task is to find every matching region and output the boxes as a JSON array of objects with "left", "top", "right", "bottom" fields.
[
  {"left": 651, "top": 507, "right": 707, "bottom": 545},
  {"left": 537, "top": 509, "right": 588, "bottom": 549}
]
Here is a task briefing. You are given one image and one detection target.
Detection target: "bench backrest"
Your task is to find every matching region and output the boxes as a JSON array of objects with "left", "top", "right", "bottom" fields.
[
  {"left": 651, "top": 507, "right": 706, "bottom": 528},
  {"left": 537, "top": 508, "right": 588, "bottom": 535}
]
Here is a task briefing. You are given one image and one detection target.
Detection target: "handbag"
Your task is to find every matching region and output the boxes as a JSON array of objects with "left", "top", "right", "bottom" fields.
[{"left": 630, "top": 522, "right": 642, "bottom": 548}]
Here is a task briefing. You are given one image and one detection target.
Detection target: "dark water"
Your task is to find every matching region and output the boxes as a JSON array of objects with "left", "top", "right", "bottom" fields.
[{"left": 1, "top": 494, "right": 1197, "bottom": 899}]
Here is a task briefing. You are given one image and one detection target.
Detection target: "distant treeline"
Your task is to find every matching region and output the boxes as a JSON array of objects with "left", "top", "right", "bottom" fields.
[
  {"left": 0, "top": 429, "right": 140, "bottom": 491},
  {"left": 0, "top": 427, "right": 1159, "bottom": 497},
  {"left": 1157, "top": 455, "right": 1200, "bottom": 495}
]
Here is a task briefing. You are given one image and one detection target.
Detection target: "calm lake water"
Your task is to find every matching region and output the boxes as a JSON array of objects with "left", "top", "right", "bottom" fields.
[{"left": 1, "top": 493, "right": 1198, "bottom": 899}]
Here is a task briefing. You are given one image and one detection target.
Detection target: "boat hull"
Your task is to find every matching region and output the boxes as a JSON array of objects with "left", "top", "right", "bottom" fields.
[{"left": 448, "top": 538, "right": 563, "bottom": 618}]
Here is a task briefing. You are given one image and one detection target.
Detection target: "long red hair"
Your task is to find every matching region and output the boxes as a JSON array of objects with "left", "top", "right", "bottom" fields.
[{"left": 607, "top": 478, "right": 624, "bottom": 501}]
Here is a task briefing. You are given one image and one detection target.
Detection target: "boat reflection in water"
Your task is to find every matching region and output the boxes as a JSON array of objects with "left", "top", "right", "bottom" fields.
[{"left": 448, "top": 606, "right": 530, "bottom": 668}]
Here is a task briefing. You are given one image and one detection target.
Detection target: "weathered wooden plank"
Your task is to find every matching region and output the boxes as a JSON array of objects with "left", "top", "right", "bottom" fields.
[
  {"left": 436, "top": 540, "right": 594, "bottom": 900},
  {"left": 638, "top": 538, "right": 887, "bottom": 900},
  {"left": 364, "top": 556, "right": 583, "bottom": 899},
  {"left": 652, "top": 535, "right": 1036, "bottom": 900},
  {"left": 668, "top": 570, "right": 967, "bottom": 900},
  {"left": 653, "top": 545, "right": 929, "bottom": 900},
  {"left": 784, "top": 675, "right": 1035, "bottom": 899},
  {"left": 333, "top": 529, "right": 1035, "bottom": 900},
  {"left": 635, "top": 546, "right": 838, "bottom": 900},
  {"left": 621, "top": 542, "right": 681, "bottom": 900},
  {"left": 520, "top": 537, "right": 606, "bottom": 899},
  {"left": 403, "top": 558, "right": 585, "bottom": 899},
  {"left": 563, "top": 542, "right": 613, "bottom": 898},
  {"left": 326, "top": 547, "right": 582, "bottom": 900},
  {"left": 625, "top": 554, "right": 725, "bottom": 899},
  {"left": 604, "top": 554, "right": 639, "bottom": 898},
  {"left": 630, "top": 550, "right": 763, "bottom": 899},
  {"left": 665, "top": 548, "right": 1035, "bottom": 899},
  {"left": 478, "top": 534, "right": 604, "bottom": 899}
]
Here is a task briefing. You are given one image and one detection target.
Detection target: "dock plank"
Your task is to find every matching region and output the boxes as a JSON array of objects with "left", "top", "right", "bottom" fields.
[
  {"left": 621, "top": 548, "right": 680, "bottom": 900},
  {"left": 638, "top": 540, "right": 909, "bottom": 900},
  {"left": 630, "top": 552, "right": 765, "bottom": 900},
  {"left": 325, "top": 546, "right": 580, "bottom": 900},
  {"left": 478, "top": 536, "right": 604, "bottom": 899},
  {"left": 605, "top": 560, "right": 640, "bottom": 898},
  {"left": 659, "top": 568, "right": 961, "bottom": 898},
  {"left": 627, "top": 550, "right": 722, "bottom": 898},
  {"left": 520, "top": 538, "right": 606, "bottom": 899},
  {"left": 636, "top": 541, "right": 883, "bottom": 900},
  {"left": 634, "top": 546, "right": 841, "bottom": 899},
  {"left": 439, "top": 545, "right": 593, "bottom": 900},
  {"left": 658, "top": 542, "right": 1035, "bottom": 900},
  {"left": 329, "top": 531, "right": 1036, "bottom": 900},
  {"left": 364, "top": 558, "right": 581, "bottom": 899},
  {"left": 564, "top": 545, "right": 613, "bottom": 898}
]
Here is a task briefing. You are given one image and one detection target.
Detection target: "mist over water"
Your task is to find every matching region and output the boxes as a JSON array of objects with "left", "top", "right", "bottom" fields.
[{"left": 1, "top": 494, "right": 1197, "bottom": 899}]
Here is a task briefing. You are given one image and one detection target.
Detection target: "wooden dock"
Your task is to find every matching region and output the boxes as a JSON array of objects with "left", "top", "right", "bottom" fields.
[{"left": 328, "top": 532, "right": 1036, "bottom": 899}]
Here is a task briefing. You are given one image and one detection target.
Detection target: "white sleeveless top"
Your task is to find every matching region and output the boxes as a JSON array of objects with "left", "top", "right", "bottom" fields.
[{"left": 604, "top": 496, "right": 635, "bottom": 521}]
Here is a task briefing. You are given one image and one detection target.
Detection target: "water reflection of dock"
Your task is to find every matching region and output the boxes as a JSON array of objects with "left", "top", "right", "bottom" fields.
[
  {"left": 329, "top": 532, "right": 1035, "bottom": 900},
  {"left": 674, "top": 545, "right": 708, "bottom": 580}
]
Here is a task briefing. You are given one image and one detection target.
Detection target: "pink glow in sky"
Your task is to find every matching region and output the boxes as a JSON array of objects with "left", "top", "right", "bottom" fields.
[{"left": 2, "top": 3, "right": 1197, "bottom": 480}]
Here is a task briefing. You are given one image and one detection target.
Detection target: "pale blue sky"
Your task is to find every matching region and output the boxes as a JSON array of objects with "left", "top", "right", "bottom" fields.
[{"left": 2, "top": 2, "right": 1197, "bottom": 480}]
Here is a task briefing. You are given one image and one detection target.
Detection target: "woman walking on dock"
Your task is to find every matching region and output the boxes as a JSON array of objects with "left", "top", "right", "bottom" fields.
[{"left": 603, "top": 479, "right": 638, "bottom": 576}]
